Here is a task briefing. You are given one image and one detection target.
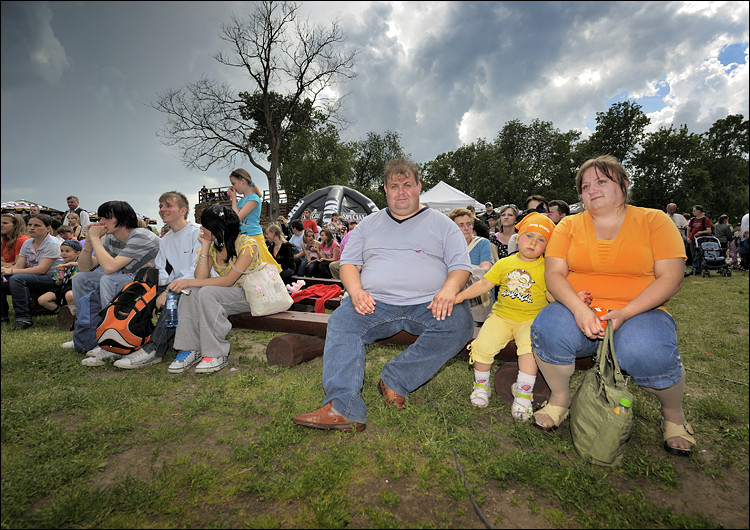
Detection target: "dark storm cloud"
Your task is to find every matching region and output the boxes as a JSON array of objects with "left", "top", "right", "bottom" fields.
[{"left": 1, "top": 2, "right": 70, "bottom": 88}]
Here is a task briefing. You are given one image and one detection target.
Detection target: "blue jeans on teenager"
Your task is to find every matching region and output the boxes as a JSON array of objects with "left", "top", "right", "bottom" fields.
[
  {"left": 7, "top": 272, "right": 57, "bottom": 323},
  {"left": 530, "top": 302, "right": 683, "bottom": 389},
  {"left": 72, "top": 268, "right": 134, "bottom": 310},
  {"left": 321, "top": 296, "right": 474, "bottom": 424},
  {"left": 296, "top": 257, "right": 308, "bottom": 276}
]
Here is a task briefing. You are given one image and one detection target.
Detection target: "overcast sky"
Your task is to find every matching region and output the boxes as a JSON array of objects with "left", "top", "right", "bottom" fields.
[{"left": 1, "top": 1, "right": 748, "bottom": 225}]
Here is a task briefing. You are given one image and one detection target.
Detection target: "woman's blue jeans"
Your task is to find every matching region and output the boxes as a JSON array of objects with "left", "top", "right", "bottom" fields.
[
  {"left": 321, "top": 296, "right": 474, "bottom": 424},
  {"left": 530, "top": 302, "right": 683, "bottom": 389},
  {"left": 7, "top": 272, "right": 57, "bottom": 322}
]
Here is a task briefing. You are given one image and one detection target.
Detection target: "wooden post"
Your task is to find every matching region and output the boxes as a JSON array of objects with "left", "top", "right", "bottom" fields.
[{"left": 266, "top": 333, "right": 326, "bottom": 367}]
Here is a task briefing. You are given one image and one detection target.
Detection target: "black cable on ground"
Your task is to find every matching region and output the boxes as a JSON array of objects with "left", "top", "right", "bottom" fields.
[{"left": 427, "top": 395, "right": 493, "bottom": 529}]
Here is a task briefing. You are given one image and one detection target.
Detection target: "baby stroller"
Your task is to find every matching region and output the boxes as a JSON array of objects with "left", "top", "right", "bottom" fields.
[{"left": 695, "top": 235, "right": 731, "bottom": 277}]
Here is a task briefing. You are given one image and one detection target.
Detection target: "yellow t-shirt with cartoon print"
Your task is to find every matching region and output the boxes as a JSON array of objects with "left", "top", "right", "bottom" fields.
[
  {"left": 483, "top": 253, "right": 548, "bottom": 322},
  {"left": 200, "top": 235, "right": 262, "bottom": 285}
]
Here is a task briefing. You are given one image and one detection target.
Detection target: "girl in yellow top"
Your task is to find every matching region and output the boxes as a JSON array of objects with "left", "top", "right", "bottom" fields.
[
  {"left": 167, "top": 204, "right": 261, "bottom": 374},
  {"left": 457, "top": 213, "right": 574, "bottom": 420},
  {"left": 530, "top": 155, "right": 694, "bottom": 457}
]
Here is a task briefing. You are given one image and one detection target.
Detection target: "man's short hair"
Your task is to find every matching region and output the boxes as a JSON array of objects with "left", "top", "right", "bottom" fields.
[
  {"left": 159, "top": 191, "right": 190, "bottom": 219},
  {"left": 291, "top": 219, "right": 304, "bottom": 231},
  {"left": 548, "top": 200, "right": 570, "bottom": 216},
  {"left": 66, "top": 195, "right": 79, "bottom": 202},
  {"left": 693, "top": 205, "right": 704, "bottom": 212},
  {"left": 383, "top": 158, "right": 420, "bottom": 186}
]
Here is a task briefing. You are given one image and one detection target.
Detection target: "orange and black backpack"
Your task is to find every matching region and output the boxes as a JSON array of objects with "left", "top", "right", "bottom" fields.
[{"left": 96, "top": 266, "right": 160, "bottom": 354}]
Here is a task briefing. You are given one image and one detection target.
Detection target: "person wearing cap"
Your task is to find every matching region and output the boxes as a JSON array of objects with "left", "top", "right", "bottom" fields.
[
  {"left": 479, "top": 202, "right": 496, "bottom": 225},
  {"left": 454, "top": 213, "right": 590, "bottom": 420},
  {"left": 530, "top": 155, "right": 694, "bottom": 456},
  {"left": 227, "top": 168, "right": 281, "bottom": 272},
  {"left": 36, "top": 239, "right": 82, "bottom": 314}
]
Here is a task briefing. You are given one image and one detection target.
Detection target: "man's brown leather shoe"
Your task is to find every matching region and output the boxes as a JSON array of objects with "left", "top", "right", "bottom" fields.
[
  {"left": 293, "top": 402, "right": 366, "bottom": 432},
  {"left": 378, "top": 379, "right": 405, "bottom": 409}
]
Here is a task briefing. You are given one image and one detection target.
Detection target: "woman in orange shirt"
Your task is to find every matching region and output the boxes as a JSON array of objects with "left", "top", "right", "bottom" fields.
[{"left": 530, "top": 155, "right": 695, "bottom": 456}]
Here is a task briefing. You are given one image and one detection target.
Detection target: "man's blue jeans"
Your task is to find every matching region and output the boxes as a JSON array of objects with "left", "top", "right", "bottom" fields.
[
  {"left": 321, "top": 296, "right": 474, "bottom": 424},
  {"left": 72, "top": 268, "right": 134, "bottom": 309},
  {"left": 530, "top": 302, "right": 683, "bottom": 389},
  {"left": 690, "top": 239, "right": 701, "bottom": 273}
]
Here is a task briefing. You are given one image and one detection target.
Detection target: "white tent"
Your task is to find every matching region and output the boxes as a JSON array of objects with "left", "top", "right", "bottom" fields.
[{"left": 419, "top": 181, "right": 485, "bottom": 214}]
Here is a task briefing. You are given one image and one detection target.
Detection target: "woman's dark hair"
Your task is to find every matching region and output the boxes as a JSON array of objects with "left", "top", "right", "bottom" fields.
[
  {"left": 30, "top": 213, "right": 52, "bottom": 227},
  {"left": 97, "top": 201, "right": 139, "bottom": 229},
  {"left": 201, "top": 204, "right": 241, "bottom": 262}
]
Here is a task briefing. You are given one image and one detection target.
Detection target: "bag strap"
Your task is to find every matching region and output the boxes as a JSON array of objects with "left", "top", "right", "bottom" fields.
[
  {"left": 595, "top": 324, "right": 627, "bottom": 386},
  {"left": 230, "top": 261, "right": 248, "bottom": 276},
  {"left": 467, "top": 236, "right": 481, "bottom": 252}
]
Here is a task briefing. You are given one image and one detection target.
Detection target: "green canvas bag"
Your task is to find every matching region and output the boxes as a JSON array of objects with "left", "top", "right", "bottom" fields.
[{"left": 569, "top": 324, "right": 634, "bottom": 467}]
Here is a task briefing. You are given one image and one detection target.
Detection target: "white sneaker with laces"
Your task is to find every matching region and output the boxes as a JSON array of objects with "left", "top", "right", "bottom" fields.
[
  {"left": 113, "top": 348, "right": 161, "bottom": 369},
  {"left": 86, "top": 346, "right": 103, "bottom": 357},
  {"left": 61, "top": 340, "right": 75, "bottom": 350},
  {"left": 81, "top": 349, "right": 122, "bottom": 367},
  {"left": 470, "top": 381, "right": 491, "bottom": 408},
  {"left": 168, "top": 351, "right": 200, "bottom": 374},
  {"left": 194, "top": 356, "right": 228, "bottom": 374}
]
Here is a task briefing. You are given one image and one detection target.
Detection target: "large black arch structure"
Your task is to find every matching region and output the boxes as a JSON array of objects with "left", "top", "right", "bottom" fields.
[{"left": 286, "top": 186, "right": 379, "bottom": 227}]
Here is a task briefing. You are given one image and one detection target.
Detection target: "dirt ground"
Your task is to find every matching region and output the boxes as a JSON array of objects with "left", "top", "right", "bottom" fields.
[{"left": 85, "top": 347, "right": 749, "bottom": 529}]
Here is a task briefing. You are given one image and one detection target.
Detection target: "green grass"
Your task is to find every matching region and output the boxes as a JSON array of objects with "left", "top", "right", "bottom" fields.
[{"left": 2, "top": 272, "right": 748, "bottom": 528}]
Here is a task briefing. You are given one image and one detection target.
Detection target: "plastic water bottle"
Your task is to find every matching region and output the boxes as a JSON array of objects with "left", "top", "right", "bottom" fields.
[
  {"left": 165, "top": 290, "right": 179, "bottom": 328},
  {"left": 613, "top": 397, "right": 632, "bottom": 415}
]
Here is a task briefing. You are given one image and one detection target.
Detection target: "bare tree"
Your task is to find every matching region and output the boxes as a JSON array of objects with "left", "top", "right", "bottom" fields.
[{"left": 152, "top": 1, "right": 357, "bottom": 218}]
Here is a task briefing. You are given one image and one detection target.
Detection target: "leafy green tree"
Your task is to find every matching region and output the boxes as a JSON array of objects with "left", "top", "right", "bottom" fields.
[
  {"left": 152, "top": 1, "right": 357, "bottom": 218},
  {"left": 700, "top": 114, "right": 749, "bottom": 221},
  {"left": 576, "top": 101, "right": 650, "bottom": 167},
  {"left": 350, "top": 131, "right": 407, "bottom": 191},
  {"left": 630, "top": 125, "right": 705, "bottom": 210},
  {"left": 278, "top": 124, "right": 355, "bottom": 200}
]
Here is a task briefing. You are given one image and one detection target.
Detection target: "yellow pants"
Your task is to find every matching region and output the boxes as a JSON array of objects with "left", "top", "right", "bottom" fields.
[
  {"left": 249, "top": 234, "right": 281, "bottom": 273},
  {"left": 468, "top": 313, "right": 533, "bottom": 365}
]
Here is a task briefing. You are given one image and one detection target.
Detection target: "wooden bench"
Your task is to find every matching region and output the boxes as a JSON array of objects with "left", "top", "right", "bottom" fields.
[
  {"left": 289, "top": 275, "right": 344, "bottom": 288},
  {"left": 228, "top": 310, "right": 514, "bottom": 364},
  {"left": 229, "top": 304, "right": 594, "bottom": 407}
]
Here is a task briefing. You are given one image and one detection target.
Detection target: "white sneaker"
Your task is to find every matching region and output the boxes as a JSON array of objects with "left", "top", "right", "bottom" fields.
[
  {"left": 113, "top": 348, "right": 161, "bottom": 369},
  {"left": 61, "top": 340, "right": 75, "bottom": 350},
  {"left": 86, "top": 346, "right": 103, "bottom": 357},
  {"left": 194, "top": 356, "right": 228, "bottom": 374},
  {"left": 81, "top": 349, "right": 122, "bottom": 367},
  {"left": 168, "top": 350, "right": 200, "bottom": 374},
  {"left": 470, "top": 381, "right": 491, "bottom": 408},
  {"left": 511, "top": 382, "right": 534, "bottom": 422}
]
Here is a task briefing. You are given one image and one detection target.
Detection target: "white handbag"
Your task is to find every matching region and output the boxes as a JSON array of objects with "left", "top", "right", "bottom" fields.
[{"left": 231, "top": 262, "right": 294, "bottom": 316}]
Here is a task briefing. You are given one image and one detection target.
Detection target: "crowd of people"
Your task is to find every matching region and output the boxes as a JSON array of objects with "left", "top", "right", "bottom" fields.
[{"left": 3, "top": 157, "right": 749, "bottom": 459}]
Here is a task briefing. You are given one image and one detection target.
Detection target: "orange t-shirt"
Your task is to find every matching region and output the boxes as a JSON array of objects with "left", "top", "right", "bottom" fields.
[{"left": 545, "top": 206, "right": 686, "bottom": 311}]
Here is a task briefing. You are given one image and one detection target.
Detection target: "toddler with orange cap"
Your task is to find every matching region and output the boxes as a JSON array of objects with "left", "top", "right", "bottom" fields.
[{"left": 455, "top": 212, "right": 591, "bottom": 420}]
